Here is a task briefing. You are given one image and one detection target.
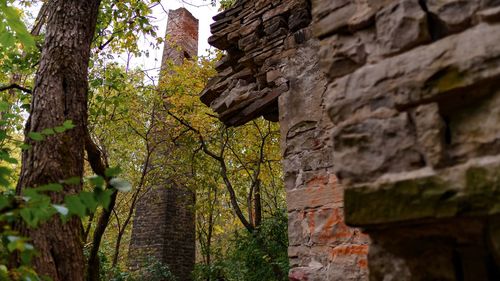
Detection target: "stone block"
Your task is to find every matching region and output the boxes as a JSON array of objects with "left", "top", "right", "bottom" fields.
[
  {"left": 313, "top": 2, "right": 356, "bottom": 38},
  {"left": 288, "top": 211, "right": 308, "bottom": 246},
  {"left": 411, "top": 103, "right": 445, "bottom": 167},
  {"left": 286, "top": 174, "right": 342, "bottom": 211},
  {"left": 326, "top": 24, "right": 500, "bottom": 126},
  {"left": 289, "top": 6, "right": 312, "bottom": 32},
  {"left": 332, "top": 113, "right": 423, "bottom": 184},
  {"left": 239, "top": 18, "right": 262, "bottom": 37},
  {"left": 375, "top": 0, "right": 430, "bottom": 56},
  {"left": 319, "top": 34, "right": 367, "bottom": 79},
  {"left": 445, "top": 88, "right": 500, "bottom": 165},
  {"left": 327, "top": 244, "right": 369, "bottom": 280},
  {"left": 477, "top": 5, "right": 500, "bottom": 22},
  {"left": 345, "top": 155, "right": 500, "bottom": 226},
  {"left": 427, "top": 0, "right": 480, "bottom": 33}
]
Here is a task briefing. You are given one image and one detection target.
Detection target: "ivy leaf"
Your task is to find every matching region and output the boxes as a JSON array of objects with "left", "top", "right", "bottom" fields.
[{"left": 109, "top": 177, "right": 132, "bottom": 192}]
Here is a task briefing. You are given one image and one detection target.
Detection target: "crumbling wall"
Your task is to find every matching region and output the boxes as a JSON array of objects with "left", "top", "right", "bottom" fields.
[
  {"left": 129, "top": 8, "right": 198, "bottom": 281},
  {"left": 202, "top": 1, "right": 368, "bottom": 280},
  {"left": 203, "top": 0, "right": 500, "bottom": 280},
  {"left": 313, "top": 0, "right": 500, "bottom": 280}
]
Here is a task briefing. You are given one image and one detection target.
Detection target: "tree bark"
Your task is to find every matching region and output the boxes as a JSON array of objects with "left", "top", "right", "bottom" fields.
[
  {"left": 15, "top": 1, "right": 101, "bottom": 280},
  {"left": 87, "top": 190, "right": 117, "bottom": 281}
]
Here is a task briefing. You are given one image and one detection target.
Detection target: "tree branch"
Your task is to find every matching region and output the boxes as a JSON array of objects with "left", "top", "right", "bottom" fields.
[
  {"left": 0, "top": 84, "right": 32, "bottom": 94},
  {"left": 167, "top": 111, "right": 254, "bottom": 232}
]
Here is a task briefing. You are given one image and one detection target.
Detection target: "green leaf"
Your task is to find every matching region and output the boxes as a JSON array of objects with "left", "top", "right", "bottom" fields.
[
  {"left": 105, "top": 166, "right": 121, "bottom": 177},
  {"left": 63, "top": 177, "right": 81, "bottom": 185},
  {"left": 2, "top": 5, "right": 35, "bottom": 49},
  {"left": 88, "top": 175, "right": 105, "bottom": 188},
  {"left": 19, "top": 143, "right": 32, "bottom": 150},
  {"left": 36, "top": 183, "right": 63, "bottom": 192},
  {"left": 110, "top": 177, "right": 132, "bottom": 192},
  {"left": 4, "top": 157, "right": 18, "bottom": 164},
  {"left": 6, "top": 236, "right": 25, "bottom": 252},
  {"left": 19, "top": 209, "right": 36, "bottom": 227},
  {"left": 0, "top": 101, "right": 10, "bottom": 111},
  {"left": 0, "top": 196, "right": 10, "bottom": 210},
  {"left": 27, "top": 132, "right": 44, "bottom": 141},
  {"left": 54, "top": 126, "right": 66, "bottom": 133},
  {"left": 0, "top": 31, "right": 15, "bottom": 48},
  {"left": 94, "top": 188, "right": 114, "bottom": 210},
  {"left": 62, "top": 120, "right": 75, "bottom": 129},
  {"left": 78, "top": 192, "right": 98, "bottom": 213},
  {"left": 19, "top": 245, "right": 34, "bottom": 265},
  {"left": 41, "top": 128, "right": 55, "bottom": 135},
  {"left": 64, "top": 195, "right": 86, "bottom": 218}
]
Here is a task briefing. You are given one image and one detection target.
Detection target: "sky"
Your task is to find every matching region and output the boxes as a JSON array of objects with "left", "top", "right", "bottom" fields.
[
  {"left": 125, "top": 0, "right": 220, "bottom": 82},
  {"left": 22, "top": 0, "right": 220, "bottom": 83}
]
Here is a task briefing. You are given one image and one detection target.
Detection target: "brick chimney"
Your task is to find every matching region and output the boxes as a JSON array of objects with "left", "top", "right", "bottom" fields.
[
  {"left": 161, "top": 8, "right": 199, "bottom": 66},
  {"left": 128, "top": 8, "right": 199, "bottom": 281}
]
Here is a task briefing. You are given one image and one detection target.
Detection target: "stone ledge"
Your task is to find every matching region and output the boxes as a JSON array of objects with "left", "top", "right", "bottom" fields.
[{"left": 345, "top": 155, "right": 500, "bottom": 227}]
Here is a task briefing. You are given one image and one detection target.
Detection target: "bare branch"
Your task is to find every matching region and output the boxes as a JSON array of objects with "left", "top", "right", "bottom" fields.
[
  {"left": 167, "top": 110, "right": 254, "bottom": 232},
  {"left": 0, "top": 84, "right": 32, "bottom": 94}
]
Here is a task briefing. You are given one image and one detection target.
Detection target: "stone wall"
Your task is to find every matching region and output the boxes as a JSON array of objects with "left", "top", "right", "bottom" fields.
[
  {"left": 129, "top": 8, "right": 198, "bottom": 281},
  {"left": 203, "top": 0, "right": 500, "bottom": 280},
  {"left": 201, "top": 1, "right": 368, "bottom": 280},
  {"left": 313, "top": 0, "right": 500, "bottom": 279}
]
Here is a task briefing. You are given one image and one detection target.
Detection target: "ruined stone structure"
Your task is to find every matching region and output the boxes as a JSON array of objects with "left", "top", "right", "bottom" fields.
[
  {"left": 129, "top": 8, "right": 198, "bottom": 281},
  {"left": 202, "top": 0, "right": 500, "bottom": 280}
]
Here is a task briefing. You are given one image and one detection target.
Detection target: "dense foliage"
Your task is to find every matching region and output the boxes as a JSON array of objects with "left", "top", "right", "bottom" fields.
[{"left": 193, "top": 211, "right": 289, "bottom": 281}]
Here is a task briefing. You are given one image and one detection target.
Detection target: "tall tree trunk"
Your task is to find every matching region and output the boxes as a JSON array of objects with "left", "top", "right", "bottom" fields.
[{"left": 16, "top": 1, "right": 101, "bottom": 280}]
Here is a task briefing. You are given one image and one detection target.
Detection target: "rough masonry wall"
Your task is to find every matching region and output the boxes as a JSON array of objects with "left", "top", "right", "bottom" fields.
[
  {"left": 201, "top": 1, "right": 368, "bottom": 280},
  {"left": 201, "top": 0, "right": 312, "bottom": 126},
  {"left": 203, "top": 0, "right": 500, "bottom": 280},
  {"left": 313, "top": 0, "right": 500, "bottom": 280},
  {"left": 129, "top": 8, "right": 198, "bottom": 281}
]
